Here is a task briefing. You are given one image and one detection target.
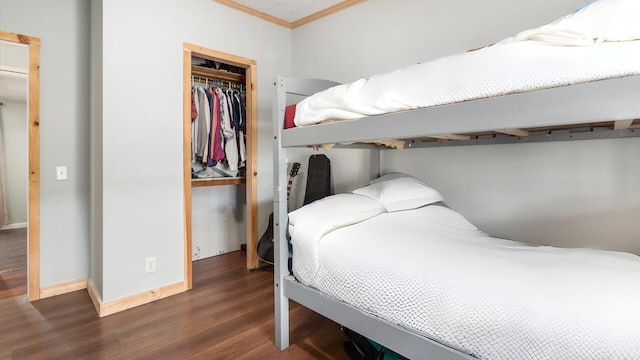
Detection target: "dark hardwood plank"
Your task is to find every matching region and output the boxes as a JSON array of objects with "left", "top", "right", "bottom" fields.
[
  {"left": 0, "top": 228, "right": 27, "bottom": 299},
  {"left": 0, "top": 251, "right": 350, "bottom": 359}
]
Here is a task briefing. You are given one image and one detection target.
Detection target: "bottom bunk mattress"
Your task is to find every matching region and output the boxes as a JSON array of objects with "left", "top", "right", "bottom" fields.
[{"left": 288, "top": 179, "right": 640, "bottom": 359}]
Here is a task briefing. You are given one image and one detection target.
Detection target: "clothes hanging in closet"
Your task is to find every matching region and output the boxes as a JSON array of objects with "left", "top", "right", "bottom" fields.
[{"left": 191, "top": 85, "right": 247, "bottom": 178}]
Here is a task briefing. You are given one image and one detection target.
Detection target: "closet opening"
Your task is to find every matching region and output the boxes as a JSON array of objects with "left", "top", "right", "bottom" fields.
[{"left": 182, "top": 43, "right": 258, "bottom": 290}]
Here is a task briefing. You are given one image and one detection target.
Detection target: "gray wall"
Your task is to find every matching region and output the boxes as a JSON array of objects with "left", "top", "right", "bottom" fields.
[
  {"left": 293, "top": 0, "right": 584, "bottom": 81},
  {"left": 0, "top": 0, "right": 91, "bottom": 285},
  {"left": 291, "top": 0, "right": 640, "bottom": 254},
  {"left": 95, "top": 0, "right": 291, "bottom": 302},
  {"left": 3, "top": 0, "right": 292, "bottom": 300}
]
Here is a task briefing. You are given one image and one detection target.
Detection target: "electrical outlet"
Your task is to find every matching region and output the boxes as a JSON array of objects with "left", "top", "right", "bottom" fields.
[
  {"left": 145, "top": 257, "right": 156, "bottom": 273},
  {"left": 56, "top": 166, "right": 68, "bottom": 181}
]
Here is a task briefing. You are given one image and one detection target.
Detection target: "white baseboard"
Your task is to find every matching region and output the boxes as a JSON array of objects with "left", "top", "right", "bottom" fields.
[{"left": 0, "top": 222, "right": 27, "bottom": 230}]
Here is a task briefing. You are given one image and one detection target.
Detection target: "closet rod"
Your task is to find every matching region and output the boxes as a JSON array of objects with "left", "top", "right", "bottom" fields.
[{"left": 192, "top": 76, "right": 243, "bottom": 91}]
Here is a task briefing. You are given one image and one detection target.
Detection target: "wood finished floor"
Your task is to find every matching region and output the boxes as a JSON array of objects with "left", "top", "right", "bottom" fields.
[
  {"left": 0, "top": 228, "right": 27, "bottom": 299},
  {"left": 0, "top": 251, "right": 350, "bottom": 359}
]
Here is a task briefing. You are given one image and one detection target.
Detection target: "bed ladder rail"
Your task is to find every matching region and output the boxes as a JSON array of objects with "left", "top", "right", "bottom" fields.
[
  {"left": 273, "top": 76, "right": 341, "bottom": 349},
  {"left": 277, "top": 77, "right": 340, "bottom": 98},
  {"left": 273, "top": 76, "right": 290, "bottom": 350}
]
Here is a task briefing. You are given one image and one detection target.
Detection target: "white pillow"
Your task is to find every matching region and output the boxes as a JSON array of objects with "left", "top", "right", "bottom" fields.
[
  {"left": 353, "top": 176, "right": 444, "bottom": 212},
  {"left": 289, "top": 193, "right": 385, "bottom": 239}
]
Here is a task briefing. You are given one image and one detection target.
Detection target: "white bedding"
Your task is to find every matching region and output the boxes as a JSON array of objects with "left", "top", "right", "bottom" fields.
[
  {"left": 288, "top": 192, "right": 640, "bottom": 359},
  {"left": 294, "top": 0, "right": 640, "bottom": 127}
]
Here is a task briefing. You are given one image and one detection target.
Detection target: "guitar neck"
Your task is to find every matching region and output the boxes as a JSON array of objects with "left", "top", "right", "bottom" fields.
[
  {"left": 286, "top": 163, "right": 300, "bottom": 201},
  {"left": 286, "top": 177, "right": 295, "bottom": 199}
]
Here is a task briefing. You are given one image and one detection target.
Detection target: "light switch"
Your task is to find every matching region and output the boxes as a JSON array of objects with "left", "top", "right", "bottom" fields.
[{"left": 56, "top": 166, "right": 68, "bottom": 181}]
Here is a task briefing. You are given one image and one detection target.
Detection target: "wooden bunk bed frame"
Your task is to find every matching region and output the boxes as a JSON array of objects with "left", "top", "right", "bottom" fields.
[{"left": 271, "top": 75, "right": 640, "bottom": 359}]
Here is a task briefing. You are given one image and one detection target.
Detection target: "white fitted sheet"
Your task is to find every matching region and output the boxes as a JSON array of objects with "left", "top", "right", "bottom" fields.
[
  {"left": 290, "top": 204, "right": 640, "bottom": 359},
  {"left": 294, "top": 0, "right": 640, "bottom": 127}
]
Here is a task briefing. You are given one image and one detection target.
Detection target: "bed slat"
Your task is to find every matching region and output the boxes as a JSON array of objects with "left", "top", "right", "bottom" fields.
[
  {"left": 496, "top": 128, "right": 530, "bottom": 137},
  {"left": 429, "top": 134, "right": 472, "bottom": 141},
  {"left": 614, "top": 119, "right": 634, "bottom": 130}
]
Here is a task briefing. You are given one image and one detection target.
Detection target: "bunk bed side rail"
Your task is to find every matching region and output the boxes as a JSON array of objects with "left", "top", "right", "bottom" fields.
[
  {"left": 281, "top": 75, "right": 640, "bottom": 148},
  {"left": 284, "top": 277, "right": 476, "bottom": 360}
]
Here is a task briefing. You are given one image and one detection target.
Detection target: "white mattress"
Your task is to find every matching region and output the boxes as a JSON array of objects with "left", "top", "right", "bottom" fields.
[
  {"left": 294, "top": 0, "right": 640, "bottom": 126},
  {"left": 289, "top": 201, "right": 640, "bottom": 359}
]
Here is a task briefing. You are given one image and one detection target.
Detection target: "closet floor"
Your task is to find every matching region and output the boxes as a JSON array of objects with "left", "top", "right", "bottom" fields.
[
  {"left": 0, "top": 250, "right": 349, "bottom": 359},
  {"left": 0, "top": 227, "right": 27, "bottom": 299}
]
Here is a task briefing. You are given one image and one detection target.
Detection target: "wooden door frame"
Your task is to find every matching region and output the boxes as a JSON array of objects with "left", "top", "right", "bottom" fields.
[
  {"left": 182, "top": 43, "right": 258, "bottom": 290},
  {"left": 0, "top": 31, "right": 41, "bottom": 301}
]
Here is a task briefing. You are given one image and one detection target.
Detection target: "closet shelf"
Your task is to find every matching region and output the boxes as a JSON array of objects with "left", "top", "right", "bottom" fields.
[
  {"left": 191, "top": 177, "right": 246, "bottom": 187},
  {"left": 192, "top": 65, "right": 245, "bottom": 83}
]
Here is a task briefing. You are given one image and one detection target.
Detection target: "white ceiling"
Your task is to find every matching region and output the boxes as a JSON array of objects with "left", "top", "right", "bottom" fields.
[{"left": 215, "top": 0, "right": 362, "bottom": 27}]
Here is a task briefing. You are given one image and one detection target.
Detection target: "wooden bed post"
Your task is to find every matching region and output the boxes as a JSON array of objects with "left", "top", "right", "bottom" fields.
[{"left": 273, "top": 76, "right": 290, "bottom": 349}]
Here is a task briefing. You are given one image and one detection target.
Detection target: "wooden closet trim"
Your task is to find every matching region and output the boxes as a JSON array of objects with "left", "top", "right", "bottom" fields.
[
  {"left": 183, "top": 43, "right": 259, "bottom": 290},
  {"left": 0, "top": 30, "right": 41, "bottom": 301}
]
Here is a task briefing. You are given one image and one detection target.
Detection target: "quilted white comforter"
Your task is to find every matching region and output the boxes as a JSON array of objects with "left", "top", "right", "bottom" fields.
[
  {"left": 294, "top": 0, "right": 640, "bottom": 126},
  {"left": 289, "top": 194, "right": 640, "bottom": 359}
]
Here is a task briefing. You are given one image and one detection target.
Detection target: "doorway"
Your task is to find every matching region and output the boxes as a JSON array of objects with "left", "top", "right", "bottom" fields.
[
  {"left": 0, "top": 87, "right": 28, "bottom": 298},
  {"left": 0, "top": 31, "right": 41, "bottom": 301}
]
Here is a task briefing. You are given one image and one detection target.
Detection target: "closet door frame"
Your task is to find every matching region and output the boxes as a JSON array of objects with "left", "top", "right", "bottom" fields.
[
  {"left": 182, "top": 43, "right": 258, "bottom": 289},
  {"left": 0, "top": 31, "right": 41, "bottom": 301}
]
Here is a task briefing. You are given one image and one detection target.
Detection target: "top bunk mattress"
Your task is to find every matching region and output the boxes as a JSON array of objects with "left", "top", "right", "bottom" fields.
[{"left": 292, "top": 0, "right": 640, "bottom": 128}]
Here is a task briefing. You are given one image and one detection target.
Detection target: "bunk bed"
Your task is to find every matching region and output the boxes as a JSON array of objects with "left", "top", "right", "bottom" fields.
[{"left": 272, "top": 1, "right": 640, "bottom": 359}]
